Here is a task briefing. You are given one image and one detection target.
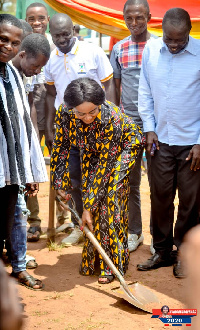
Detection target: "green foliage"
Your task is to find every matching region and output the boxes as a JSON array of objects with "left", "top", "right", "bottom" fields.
[{"left": 0, "top": 0, "right": 16, "bottom": 15}]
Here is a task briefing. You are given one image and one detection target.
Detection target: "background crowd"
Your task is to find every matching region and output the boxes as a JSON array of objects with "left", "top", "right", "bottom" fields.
[{"left": 0, "top": 0, "right": 200, "bottom": 328}]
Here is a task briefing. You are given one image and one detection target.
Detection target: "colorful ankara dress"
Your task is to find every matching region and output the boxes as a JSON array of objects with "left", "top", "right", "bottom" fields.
[{"left": 51, "top": 101, "right": 142, "bottom": 276}]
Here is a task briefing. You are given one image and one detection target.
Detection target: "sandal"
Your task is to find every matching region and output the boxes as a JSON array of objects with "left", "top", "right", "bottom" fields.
[
  {"left": 26, "top": 255, "right": 38, "bottom": 269},
  {"left": 10, "top": 270, "right": 44, "bottom": 291},
  {"left": 27, "top": 226, "right": 41, "bottom": 242},
  {"left": 98, "top": 274, "right": 114, "bottom": 284}
]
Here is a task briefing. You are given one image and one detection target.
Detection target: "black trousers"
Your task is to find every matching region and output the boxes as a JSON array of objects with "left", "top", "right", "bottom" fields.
[
  {"left": 68, "top": 146, "right": 83, "bottom": 225},
  {"left": 0, "top": 185, "right": 19, "bottom": 255},
  {"left": 151, "top": 143, "right": 200, "bottom": 256},
  {"left": 128, "top": 147, "right": 153, "bottom": 235}
]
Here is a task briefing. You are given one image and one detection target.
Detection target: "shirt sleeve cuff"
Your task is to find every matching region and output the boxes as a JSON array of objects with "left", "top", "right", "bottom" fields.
[
  {"left": 100, "top": 73, "right": 113, "bottom": 83},
  {"left": 196, "top": 137, "right": 200, "bottom": 144},
  {"left": 113, "top": 72, "right": 121, "bottom": 79},
  {"left": 143, "top": 121, "right": 156, "bottom": 133}
]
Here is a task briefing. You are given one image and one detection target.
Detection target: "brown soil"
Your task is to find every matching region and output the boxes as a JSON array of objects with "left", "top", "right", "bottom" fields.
[{"left": 7, "top": 166, "right": 188, "bottom": 330}]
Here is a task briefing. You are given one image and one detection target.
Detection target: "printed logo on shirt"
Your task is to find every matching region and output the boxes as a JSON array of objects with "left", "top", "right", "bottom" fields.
[
  {"left": 78, "top": 62, "right": 86, "bottom": 74},
  {"left": 25, "top": 83, "right": 31, "bottom": 95}
]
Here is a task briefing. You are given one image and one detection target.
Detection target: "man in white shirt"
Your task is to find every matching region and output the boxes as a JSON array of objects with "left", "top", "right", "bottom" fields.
[{"left": 45, "top": 13, "right": 116, "bottom": 245}]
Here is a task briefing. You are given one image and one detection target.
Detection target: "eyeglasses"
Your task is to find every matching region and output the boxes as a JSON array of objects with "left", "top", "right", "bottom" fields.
[{"left": 73, "top": 106, "right": 100, "bottom": 118}]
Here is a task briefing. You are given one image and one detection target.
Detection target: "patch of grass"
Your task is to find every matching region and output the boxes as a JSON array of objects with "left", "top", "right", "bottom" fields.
[
  {"left": 44, "top": 292, "right": 63, "bottom": 300},
  {"left": 52, "top": 292, "right": 62, "bottom": 300},
  {"left": 47, "top": 318, "right": 60, "bottom": 323},
  {"left": 47, "top": 241, "right": 66, "bottom": 251},
  {"left": 69, "top": 292, "right": 74, "bottom": 297},
  {"left": 32, "top": 310, "right": 50, "bottom": 317}
]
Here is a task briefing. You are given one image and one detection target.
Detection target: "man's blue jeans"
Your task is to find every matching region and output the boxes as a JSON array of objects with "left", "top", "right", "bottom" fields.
[{"left": 10, "top": 191, "right": 30, "bottom": 273}]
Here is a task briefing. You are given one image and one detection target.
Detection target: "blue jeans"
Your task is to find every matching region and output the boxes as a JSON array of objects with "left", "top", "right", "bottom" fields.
[
  {"left": 10, "top": 190, "right": 30, "bottom": 273},
  {"left": 68, "top": 146, "right": 83, "bottom": 225}
]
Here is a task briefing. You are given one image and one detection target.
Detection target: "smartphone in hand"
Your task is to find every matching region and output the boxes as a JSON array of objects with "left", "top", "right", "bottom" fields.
[{"left": 150, "top": 143, "right": 157, "bottom": 156}]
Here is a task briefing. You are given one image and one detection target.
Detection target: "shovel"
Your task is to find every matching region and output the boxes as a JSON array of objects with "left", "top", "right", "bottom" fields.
[{"left": 56, "top": 195, "right": 159, "bottom": 313}]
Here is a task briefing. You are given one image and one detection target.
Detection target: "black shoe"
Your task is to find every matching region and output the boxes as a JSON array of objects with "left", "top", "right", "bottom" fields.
[
  {"left": 173, "top": 260, "right": 186, "bottom": 278},
  {"left": 137, "top": 253, "right": 172, "bottom": 271}
]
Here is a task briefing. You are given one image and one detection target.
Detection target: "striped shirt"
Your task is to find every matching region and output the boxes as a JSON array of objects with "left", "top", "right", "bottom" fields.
[
  {"left": 0, "top": 64, "right": 48, "bottom": 187},
  {"left": 138, "top": 36, "right": 200, "bottom": 146}
]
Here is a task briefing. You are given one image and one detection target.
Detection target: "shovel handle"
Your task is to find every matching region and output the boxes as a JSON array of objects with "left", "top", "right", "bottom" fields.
[{"left": 55, "top": 196, "right": 128, "bottom": 285}]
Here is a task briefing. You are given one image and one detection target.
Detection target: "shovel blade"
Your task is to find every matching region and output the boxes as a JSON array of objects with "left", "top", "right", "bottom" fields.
[{"left": 112, "top": 282, "right": 160, "bottom": 313}]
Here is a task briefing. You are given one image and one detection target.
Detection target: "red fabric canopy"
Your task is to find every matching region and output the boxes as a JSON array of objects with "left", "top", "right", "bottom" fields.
[{"left": 44, "top": 0, "right": 200, "bottom": 38}]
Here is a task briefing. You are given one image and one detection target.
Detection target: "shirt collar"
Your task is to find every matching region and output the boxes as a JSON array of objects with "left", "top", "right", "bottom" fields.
[
  {"left": 55, "top": 37, "right": 79, "bottom": 57},
  {"left": 160, "top": 36, "right": 197, "bottom": 56}
]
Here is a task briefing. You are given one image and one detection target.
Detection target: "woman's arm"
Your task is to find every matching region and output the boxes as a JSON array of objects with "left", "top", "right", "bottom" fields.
[{"left": 83, "top": 107, "right": 142, "bottom": 212}]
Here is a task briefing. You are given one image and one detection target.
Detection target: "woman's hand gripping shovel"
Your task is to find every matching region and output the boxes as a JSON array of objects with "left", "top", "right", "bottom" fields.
[{"left": 56, "top": 193, "right": 160, "bottom": 313}]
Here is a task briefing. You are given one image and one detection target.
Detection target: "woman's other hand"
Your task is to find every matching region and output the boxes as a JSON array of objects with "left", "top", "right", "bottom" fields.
[
  {"left": 56, "top": 189, "right": 71, "bottom": 201},
  {"left": 82, "top": 209, "right": 93, "bottom": 232},
  {"left": 56, "top": 190, "right": 70, "bottom": 211}
]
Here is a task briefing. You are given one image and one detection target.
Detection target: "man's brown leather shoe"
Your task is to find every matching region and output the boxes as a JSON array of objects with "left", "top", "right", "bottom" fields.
[
  {"left": 137, "top": 253, "right": 172, "bottom": 271},
  {"left": 173, "top": 260, "right": 187, "bottom": 278}
]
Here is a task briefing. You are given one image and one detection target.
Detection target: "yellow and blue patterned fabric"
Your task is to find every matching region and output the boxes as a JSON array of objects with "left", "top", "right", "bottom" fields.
[{"left": 51, "top": 101, "right": 142, "bottom": 275}]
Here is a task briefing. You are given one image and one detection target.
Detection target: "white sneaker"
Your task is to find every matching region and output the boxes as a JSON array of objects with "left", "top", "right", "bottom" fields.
[
  {"left": 150, "top": 238, "right": 155, "bottom": 255},
  {"left": 56, "top": 222, "right": 74, "bottom": 233},
  {"left": 128, "top": 233, "right": 144, "bottom": 252},
  {"left": 62, "top": 226, "right": 84, "bottom": 246}
]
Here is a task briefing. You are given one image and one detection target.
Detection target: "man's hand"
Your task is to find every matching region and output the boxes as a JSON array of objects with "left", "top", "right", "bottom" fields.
[
  {"left": 82, "top": 209, "right": 93, "bottom": 232},
  {"left": 146, "top": 131, "right": 159, "bottom": 155},
  {"left": 25, "top": 183, "right": 39, "bottom": 197},
  {"left": 186, "top": 144, "right": 200, "bottom": 171},
  {"left": 45, "top": 130, "right": 54, "bottom": 154}
]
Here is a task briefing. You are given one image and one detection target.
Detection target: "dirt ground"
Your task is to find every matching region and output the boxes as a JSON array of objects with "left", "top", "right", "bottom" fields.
[{"left": 7, "top": 165, "right": 190, "bottom": 330}]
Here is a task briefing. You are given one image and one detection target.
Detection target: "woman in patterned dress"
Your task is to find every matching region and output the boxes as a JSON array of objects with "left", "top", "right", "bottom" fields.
[{"left": 51, "top": 78, "right": 142, "bottom": 284}]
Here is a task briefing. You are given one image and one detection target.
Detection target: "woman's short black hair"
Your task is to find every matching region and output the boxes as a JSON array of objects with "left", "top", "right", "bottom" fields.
[
  {"left": 64, "top": 78, "right": 105, "bottom": 108},
  {"left": 0, "top": 14, "right": 22, "bottom": 30},
  {"left": 161, "top": 305, "right": 170, "bottom": 313}
]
